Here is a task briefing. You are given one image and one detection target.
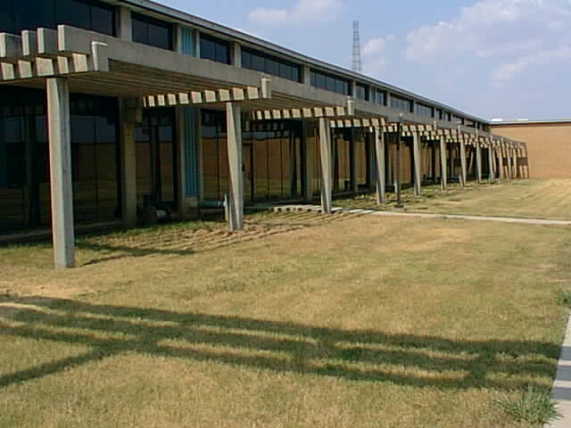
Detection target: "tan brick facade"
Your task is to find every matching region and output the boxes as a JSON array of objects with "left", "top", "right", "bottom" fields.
[{"left": 492, "top": 122, "right": 571, "bottom": 178}]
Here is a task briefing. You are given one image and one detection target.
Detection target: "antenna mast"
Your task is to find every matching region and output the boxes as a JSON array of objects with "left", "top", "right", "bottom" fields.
[{"left": 352, "top": 20, "right": 362, "bottom": 73}]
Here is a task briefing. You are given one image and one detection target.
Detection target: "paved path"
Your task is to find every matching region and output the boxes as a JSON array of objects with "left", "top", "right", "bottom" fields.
[
  {"left": 273, "top": 205, "right": 571, "bottom": 226},
  {"left": 548, "top": 315, "right": 571, "bottom": 428}
]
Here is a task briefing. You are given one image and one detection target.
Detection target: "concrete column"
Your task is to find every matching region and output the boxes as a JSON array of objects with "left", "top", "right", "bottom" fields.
[
  {"left": 226, "top": 102, "right": 244, "bottom": 230},
  {"left": 367, "top": 133, "right": 376, "bottom": 193},
  {"left": 318, "top": 118, "right": 333, "bottom": 214},
  {"left": 194, "top": 30, "right": 201, "bottom": 57},
  {"left": 303, "top": 65, "right": 311, "bottom": 87},
  {"left": 488, "top": 145, "right": 495, "bottom": 182},
  {"left": 439, "top": 138, "right": 447, "bottom": 190},
  {"left": 47, "top": 78, "right": 75, "bottom": 269},
  {"left": 119, "top": 100, "right": 139, "bottom": 228},
  {"left": 505, "top": 145, "right": 513, "bottom": 180},
  {"left": 523, "top": 145, "right": 531, "bottom": 178},
  {"left": 350, "top": 130, "right": 358, "bottom": 194},
  {"left": 476, "top": 142, "right": 482, "bottom": 183},
  {"left": 497, "top": 146, "right": 505, "bottom": 180},
  {"left": 302, "top": 122, "right": 314, "bottom": 201},
  {"left": 512, "top": 147, "right": 519, "bottom": 179},
  {"left": 118, "top": 7, "right": 132, "bottom": 42},
  {"left": 412, "top": 133, "right": 422, "bottom": 196},
  {"left": 459, "top": 140, "right": 467, "bottom": 187},
  {"left": 374, "top": 127, "right": 386, "bottom": 204},
  {"left": 232, "top": 42, "right": 242, "bottom": 67}
]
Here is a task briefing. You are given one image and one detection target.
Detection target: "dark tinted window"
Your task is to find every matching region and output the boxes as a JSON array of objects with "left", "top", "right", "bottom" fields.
[
  {"left": 356, "top": 84, "right": 369, "bottom": 101},
  {"left": 390, "top": 95, "right": 413, "bottom": 112},
  {"left": 310, "top": 70, "right": 351, "bottom": 95},
  {"left": 373, "top": 89, "right": 386, "bottom": 105},
  {"left": 417, "top": 103, "right": 433, "bottom": 118},
  {"left": 0, "top": 0, "right": 115, "bottom": 36},
  {"left": 241, "top": 48, "right": 302, "bottom": 82},
  {"left": 200, "top": 34, "right": 230, "bottom": 64},
  {"left": 132, "top": 12, "right": 173, "bottom": 50}
]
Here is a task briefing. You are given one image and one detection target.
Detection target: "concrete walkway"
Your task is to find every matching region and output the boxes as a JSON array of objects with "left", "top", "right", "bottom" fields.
[
  {"left": 548, "top": 315, "right": 571, "bottom": 428},
  {"left": 272, "top": 205, "right": 571, "bottom": 227}
]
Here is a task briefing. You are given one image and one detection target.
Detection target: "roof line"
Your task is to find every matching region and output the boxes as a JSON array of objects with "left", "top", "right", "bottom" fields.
[{"left": 491, "top": 119, "right": 571, "bottom": 125}]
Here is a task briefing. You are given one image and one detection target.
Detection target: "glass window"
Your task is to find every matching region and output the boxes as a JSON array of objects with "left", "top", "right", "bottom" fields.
[
  {"left": 91, "top": 3, "right": 114, "bottom": 36},
  {"left": 310, "top": 70, "right": 351, "bottom": 95},
  {"left": 132, "top": 12, "right": 172, "bottom": 50},
  {"left": 200, "top": 34, "right": 230, "bottom": 64},
  {"left": 3, "top": 0, "right": 115, "bottom": 36},
  {"left": 0, "top": 1, "right": 15, "bottom": 34},
  {"left": 241, "top": 47, "right": 302, "bottom": 82},
  {"left": 373, "top": 89, "right": 386, "bottom": 105},
  {"left": 356, "top": 84, "right": 369, "bottom": 101},
  {"left": 417, "top": 103, "right": 434, "bottom": 118},
  {"left": 390, "top": 95, "right": 413, "bottom": 112}
]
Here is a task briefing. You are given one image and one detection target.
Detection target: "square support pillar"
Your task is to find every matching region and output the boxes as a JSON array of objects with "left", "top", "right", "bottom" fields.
[
  {"left": 118, "top": 7, "right": 132, "bottom": 42},
  {"left": 459, "top": 140, "right": 467, "bottom": 187},
  {"left": 226, "top": 102, "right": 244, "bottom": 230},
  {"left": 488, "top": 146, "right": 495, "bottom": 182},
  {"left": 512, "top": 148, "right": 519, "bottom": 179},
  {"left": 412, "top": 133, "right": 422, "bottom": 196},
  {"left": 302, "top": 122, "right": 314, "bottom": 202},
  {"left": 497, "top": 147, "right": 505, "bottom": 180},
  {"left": 374, "top": 127, "right": 386, "bottom": 204},
  {"left": 120, "top": 99, "right": 140, "bottom": 228},
  {"left": 318, "top": 118, "right": 333, "bottom": 214},
  {"left": 47, "top": 78, "right": 75, "bottom": 269},
  {"left": 350, "top": 130, "right": 358, "bottom": 194},
  {"left": 439, "top": 138, "right": 448, "bottom": 190},
  {"left": 505, "top": 146, "right": 513, "bottom": 180},
  {"left": 476, "top": 142, "right": 483, "bottom": 184}
]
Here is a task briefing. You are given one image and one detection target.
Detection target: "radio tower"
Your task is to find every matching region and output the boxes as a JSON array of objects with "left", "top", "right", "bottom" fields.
[{"left": 352, "top": 20, "right": 362, "bottom": 73}]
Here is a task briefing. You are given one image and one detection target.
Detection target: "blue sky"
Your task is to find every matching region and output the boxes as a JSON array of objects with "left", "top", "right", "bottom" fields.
[{"left": 158, "top": 0, "right": 571, "bottom": 120}]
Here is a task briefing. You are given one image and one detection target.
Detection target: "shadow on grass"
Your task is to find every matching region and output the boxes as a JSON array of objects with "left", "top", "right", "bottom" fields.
[
  {"left": 0, "top": 296, "right": 561, "bottom": 392},
  {"left": 77, "top": 242, "right": 196, "bottom": 265}
]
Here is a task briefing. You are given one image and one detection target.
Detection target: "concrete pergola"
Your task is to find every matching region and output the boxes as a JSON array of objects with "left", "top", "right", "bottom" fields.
[{"left": 0, "top": 25, "right": 529, "bottom": 269}]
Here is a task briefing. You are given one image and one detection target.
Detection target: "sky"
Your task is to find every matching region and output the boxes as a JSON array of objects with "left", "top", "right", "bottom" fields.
[{"left": 157, "top": 0, "right": 571, "bottom": 121}]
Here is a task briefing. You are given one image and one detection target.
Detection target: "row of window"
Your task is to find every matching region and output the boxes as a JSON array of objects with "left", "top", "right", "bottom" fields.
[
  {"left": 0, "top": 0, "right": 115, "bottom": 36},
  {"left": 310, "top": 70, "right": 351, "bottom": 96},
  {"left": 242, "top": 48, "right": 301, "bottom": 82},
  {"left": 391, "top": 95, "right": 414, "bottom": 113},
  {"left": 417, "top": 103, "right": 434, "bottom": 118},
  {"left": 0, "top": 0, "right": 481, "bottom": 127}
]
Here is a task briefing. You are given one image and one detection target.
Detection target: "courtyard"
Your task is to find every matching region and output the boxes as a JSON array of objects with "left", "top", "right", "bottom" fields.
[{"left": 1, "top": 180, "right": 570, "bottom": 427}]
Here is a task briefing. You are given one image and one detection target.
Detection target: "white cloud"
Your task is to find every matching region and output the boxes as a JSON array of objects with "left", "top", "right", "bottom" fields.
[
  {"left": 361, "top": 35, "right": 395, "bottom": 76},
  {"left": 248, "top": 0, "right": 342, "bottom": 26},
  {"left": 492, "top": 45, "right": 571, "bottom": 82},
  {"left": 405, "top": 0, "right": 571, "bottom": 83}
]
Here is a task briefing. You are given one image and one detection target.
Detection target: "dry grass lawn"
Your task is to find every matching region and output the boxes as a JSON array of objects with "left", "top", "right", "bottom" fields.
[
  {"left": 337, "top": 179, "right": 571, "bottom": 221},
  {"left": 1, "top": 206, "right": 570, "bottom": 427}
]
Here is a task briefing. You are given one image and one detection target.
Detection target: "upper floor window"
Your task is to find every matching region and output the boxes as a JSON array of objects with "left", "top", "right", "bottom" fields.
[
  {"left": 452, "top": 115, "right": 464, "bottom": 125},
  {"left": 132, "top": 12, "right": 173, "bottom": 50},
  {"left": 0, "top": 0, "right": 115, "bottom": 36},
  {"left": 439, "top": 111, "right": 451, "bottom": 121},
  {"left": 355, "top": 83, "right": 369, "bottom": 101},
  {"left": 390, "top": 95, "right": 413, "bottom": 113},
  {"left": 242, "top": 48, "right": 301, "bottom": 82},
  {"left": 372, "top": 89, "right": 386, "bottom": 105},
  {"left": 310, "top": 70, "right": 351, "bottom": 96},
  {"left": 417, "top": 103, "right": 434, "bottom": 118},
  {"left": 200, "top": 34, "right": 231, "bottom": 64}
]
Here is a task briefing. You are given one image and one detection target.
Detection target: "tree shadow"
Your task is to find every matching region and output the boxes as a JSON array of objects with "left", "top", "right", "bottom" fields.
[{"left": 0, "top": 296, "right": 560, "bottom": 391}]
